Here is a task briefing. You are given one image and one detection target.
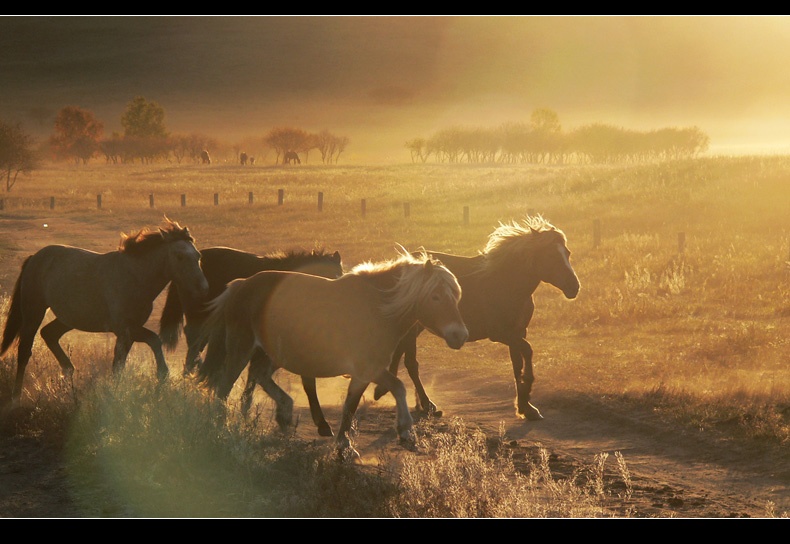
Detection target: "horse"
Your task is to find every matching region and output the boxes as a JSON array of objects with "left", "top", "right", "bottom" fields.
[
  {"left": 200, "top": 150, "right": 211, "bottom": 164},
  {"left": 159, "top": 246, "right": 343, "bottom": 379},
  {"left": 288, "top": 215, "right": 580, "bottom": 434},
  {"left": 284, "top": 151, "right": 300, "bottom": 165},
  {"left": 239, "top": 152, "right": 248, "bottom": 165},
  {"left": 374, "top": 215, "right": 580, "bottom": 421},
  {"left": 0, "top": 218, "right": 209, "bottom": 403},
  {"left": 196, "top": 250, "right": 468, "bottom": 460}
]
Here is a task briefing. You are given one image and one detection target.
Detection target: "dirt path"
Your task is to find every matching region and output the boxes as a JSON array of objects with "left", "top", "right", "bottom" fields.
[{"left": 0, "top": 215, "right": 787, "bottom": 518}]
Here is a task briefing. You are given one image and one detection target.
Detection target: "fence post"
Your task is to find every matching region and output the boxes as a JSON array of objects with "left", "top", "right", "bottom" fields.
[
  {"left": 593, "top": 219, "right": 601, "bottom": 248},
  {"left": 278, "top": 188, "right": 284, "bottom": 205},
  {"left": 97, "top": 194, "right": 102, "bottom": 209},
  {"left": 214, "top": 193, "right": 219, "bottom": 206},
  {"left": 50, "top": 196, "right": 55, "bottom": 210},
  {"left": 181, "top": 194, "right": 186, "bottom": 207},
  {"left": 404, "top": 202, "right": 410, "bottom": 218},
  {"left": 463, "top": 206, "right": 469, "bottom": 226},
  {"left": 149, "top": 193, "right": 155, "bottom": 208},
  {"left": 678, "top": 232, "right": 686, "bottom": 253},
  {"left": 0, "top": 198, "right": 4, "bottom": 211},
  {"left": 317, "top": 191, "right": 323, "bottom": 212},
  {"left": 361, "top": 198, "right": 366, "bottom": 217},
  {"left": 249, "top": 191, "right": 254, "bottom": 204}
]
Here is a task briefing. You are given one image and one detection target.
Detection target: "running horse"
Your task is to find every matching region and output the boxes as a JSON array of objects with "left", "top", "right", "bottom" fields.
[
  {"left": 197, "top": 250, "right": 468, "bottom": 460},
  {"left": 159, "top": 246, "right": 344, "bottom": 428},
  {"left": 0, "top": 218, "right": 209, "bottom": 403},
  {"left": 375, "top": 215, "right": 580, "bottom": 421},
  {"left": 288, "top": 215, "right": 580, "bottom": 434}
]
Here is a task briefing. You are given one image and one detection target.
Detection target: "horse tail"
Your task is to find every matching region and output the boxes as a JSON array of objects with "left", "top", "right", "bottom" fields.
[
  {"left": 195, "top": 287, "right": 233, "bottom": 388},
  {"left": 1, "top": 256, "right": 30, "bottom": 355},
  {"left": 159, "top": 283, "right": 184, "bottom": 351}
]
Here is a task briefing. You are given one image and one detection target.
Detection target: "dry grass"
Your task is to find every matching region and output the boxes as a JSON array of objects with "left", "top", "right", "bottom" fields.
[{"left": 0, "top": 156, "right": 788, "bottom": 516}]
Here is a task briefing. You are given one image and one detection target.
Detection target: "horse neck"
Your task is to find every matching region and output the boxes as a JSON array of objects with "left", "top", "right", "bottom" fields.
[
  {"left": 362, "top": 266, "right": 421, "bottom": 338},
  {"left": 483, "top": 257, "right": 541, "bottom": 302},
  {"left": 123, "top": 243, "right": 173, "bottom": 299}
]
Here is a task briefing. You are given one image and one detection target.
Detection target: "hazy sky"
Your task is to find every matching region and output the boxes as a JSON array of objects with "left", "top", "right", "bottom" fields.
[{"left": 2, "top": 16, "right": 790, "bottom": 162}]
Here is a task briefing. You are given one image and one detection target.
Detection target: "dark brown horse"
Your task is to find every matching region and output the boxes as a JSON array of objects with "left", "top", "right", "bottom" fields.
[
  {"left": 197, "top": 250, "right": 467, "bottom": 460},
  {"left": 284, "top": 216, "right": 579, "bottom": 436},
  {"left": 284, "top": 151, "right": 300, "bottom": 165},
  {"left": 1, "top": 218, "right": 209, "bottom": 403},
  {"left": 159, "top": 247, "right": 343, "bottom": 376}
]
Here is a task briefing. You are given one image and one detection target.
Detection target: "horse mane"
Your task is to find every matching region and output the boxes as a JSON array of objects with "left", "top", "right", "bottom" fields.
[
  {"left": 481, "top": 215, "right": 566, "bottom": 273},
  {"left": 118, "top": 217, "right": 194, "bottom": 254},
  {"left": 350, "top": 248, "right": 461, "bottom": 321}
]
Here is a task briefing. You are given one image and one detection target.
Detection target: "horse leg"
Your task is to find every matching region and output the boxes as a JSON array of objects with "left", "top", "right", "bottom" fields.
[
  {"left": 372, "top": 343, "right": 403, "bottom": 401},
  {"left": 39, "top": 319, "right": 75, "bottom": 378},
  {"left": 214, "top": 325, "right": 256, "bottom": 401},
  {"left": 245, "top": 351, "right": 293, "bottom": 432},
  {"left": 336, "top": 378, "right": 369, "bottom": 461},
  {"left": 301, "top": 375, "right": 333, "bottom": 437},
  {"left": 111, "top": 331, "right": 133, "bottom": 375},
  {"left": 373, "top": 370, "right": 415, "bottom": 449},
  {"left": 11, "top": 306, "right": 47, "bottom": 402},
  {"left": 402, "top": 340, "right": 440, "bottom": 417},
  {"left": 182, "top": 319, "right": 204, "bottom": 375},
  {"left": 131, "top": 327, "right": 169, "bottom": 382},
  {"left": 509, "top": 339, "right": 542, "bottom": 421}
]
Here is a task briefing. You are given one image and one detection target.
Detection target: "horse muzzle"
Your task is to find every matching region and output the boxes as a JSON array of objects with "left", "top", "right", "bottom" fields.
[
  {"left": 563, "top": 279, "right": 580, "bottom": 299},
  {"left": 443, "top": 324, "right": 469, "bottom": 350}
]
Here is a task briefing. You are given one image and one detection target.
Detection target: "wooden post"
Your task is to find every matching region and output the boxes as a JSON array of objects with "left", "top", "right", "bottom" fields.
[
  {"left": 0, "top": 198, "right": 4, "bottom": 211},
  {"left": 317, "top": 191, "right": 323, "bottom": 211},
  {"left": 50, "top": 196, "right": 55, "bottom": 210},
  {"left": 214, "top": 193, "right": 219, "bottom": 206},
  {"left": 97, "top": 194, "right": 102, "bottom": 209},
  {"left": 248, "top": 191, "right": 254, "bottom": 204},
  {"left": 278, "top": 188, "right": 284, "bottom": 205},
  {"left": 181, "top": 194, "right": 186, "bottom": 207},
  {"left": 361, "top": 198, "right": 366, "bottom": 217},
  {"left": 463, "top": 206, "right": 469, "bottom": 226},
  {"left": 593, "top": 219, "right": 601, "bottom": 248},
  {"left": 404, "top": 202, "right": 410, "bottom": 218},
  {"left": 678, "top": 232, "right": 686, "bottom": 253},
  {"left": 149, "top": 193, "right": 155, "bottom": 208}
]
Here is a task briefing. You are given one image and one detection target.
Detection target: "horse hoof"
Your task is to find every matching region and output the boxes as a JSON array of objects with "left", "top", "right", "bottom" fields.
[
  {"left": 522, "top": 403, "right": 543, "bottom": 421},
  {"left": 317, "top": 424, "right": 334, "bottom": 437},
  {"left": 337, "top": 446, "right": 361, "bottom": 463},
  {"left": 373, "top": 385, "right": 386, "bottom": 401}
]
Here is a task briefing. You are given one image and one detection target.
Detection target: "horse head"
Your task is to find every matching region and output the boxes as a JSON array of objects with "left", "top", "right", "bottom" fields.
[
  {"left": 161, "top": 224, "right": 209, "bottom": 310},
  {"left": 534, "top": 230, "right": 580, "bottom": 299},
  {"left": 414, "top": 259, "right": 468, "bottom": 350}
]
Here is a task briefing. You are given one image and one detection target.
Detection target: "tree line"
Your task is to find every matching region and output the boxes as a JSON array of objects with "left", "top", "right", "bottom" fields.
[
  {"left": 0, "top": 96, "right": 351, "bottom": 191},
  {"left": 405, "top": 108, "right": 710, "bottom": 165}
]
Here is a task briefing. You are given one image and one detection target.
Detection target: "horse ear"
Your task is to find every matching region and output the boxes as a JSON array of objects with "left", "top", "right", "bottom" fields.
[
  {"left": 530, "top": 226, "right": 539, "bottom": 234},
  {"left": 424, "top": 259, "right": 434, "bottom": 272},
  {"left": 332, "top": 250, "right": 341, "bottom": 262}
]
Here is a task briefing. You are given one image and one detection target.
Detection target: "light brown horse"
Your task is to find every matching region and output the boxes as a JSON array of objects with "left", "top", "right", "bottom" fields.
[
  {"left": 197, "top": 250, "right": 468, "bottom": 460},
  {"left": 1, "top": 218, "right": 209, "bottom": 403}
]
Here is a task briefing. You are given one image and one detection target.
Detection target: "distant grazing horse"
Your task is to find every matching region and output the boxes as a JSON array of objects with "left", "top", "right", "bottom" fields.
[
  {"left": 197, "top": 250, "right": 468, "bottom": 460},
  {"left": 0, "top": 218, "right": 209, "bottom": 403},
  {"left": 159, "top": 247, "right": 343, "bottom": 376},
  {"left": 240, "top": 152, "right": 248, "bottom": 165},
  {"left": 200, "top": 150, "right": 211, "bottom": 164},
  {"left": 284, "top": 151, "right": 301, "bottom": 165}
]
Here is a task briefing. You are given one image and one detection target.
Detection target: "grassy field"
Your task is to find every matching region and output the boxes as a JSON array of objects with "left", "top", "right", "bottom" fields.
[{"left": 0, "top": 157, "right": 788, "bottom": 516}]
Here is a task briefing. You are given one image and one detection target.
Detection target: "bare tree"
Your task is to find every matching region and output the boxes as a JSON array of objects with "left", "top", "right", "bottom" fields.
[{"left": 0, "top": 121, "right": 39, "bottom": 191}]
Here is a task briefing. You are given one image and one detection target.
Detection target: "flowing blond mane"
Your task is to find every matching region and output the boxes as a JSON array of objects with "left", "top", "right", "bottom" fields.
[
  {"left": 481, "top": 215, "right": 567, "bottom": 273},
  {"left": 350, "top": 248, "right": 461, "bottom": 321}
]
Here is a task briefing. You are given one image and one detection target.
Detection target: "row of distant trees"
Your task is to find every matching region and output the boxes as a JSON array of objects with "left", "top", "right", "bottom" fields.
[
  {"left": 406, "top": 109, "right": 710, "bottom": 165},
  {"left": 0, "top": 95, "right": 352, "bottom": 191}
]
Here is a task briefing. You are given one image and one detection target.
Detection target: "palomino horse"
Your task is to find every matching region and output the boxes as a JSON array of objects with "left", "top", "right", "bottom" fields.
[
  {"left": 375, "top": 215, "right": 580, "bottom": 420},
  {"left": 290, "top": 216, "right": 579, "bottom": 435},
  {"left": 197, "top": 250, "right": 468, "bottom": 460},
  {"left": 159, "top": 246, "right": 343, "bottom": 379},
  {"left": 0, "top": 218, "right": 209, "bottom": 403}
]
